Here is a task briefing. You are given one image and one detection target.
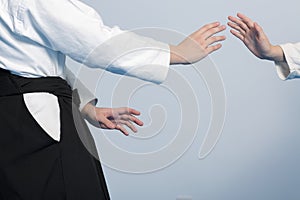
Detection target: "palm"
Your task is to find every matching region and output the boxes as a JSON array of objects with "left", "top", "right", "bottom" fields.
[
  {"left": 243, "top": 28, "right": 271, "bottom": 59},
  {"left": 228, "top": 13, "right": 273, "bottom": 60}
]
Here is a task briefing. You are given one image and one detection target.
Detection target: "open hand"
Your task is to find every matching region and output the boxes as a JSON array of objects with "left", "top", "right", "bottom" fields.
[
  {"left": 82, "top": 104, "right": 144, "bottom": 136},
  {"left": 170, "top": 22, "right": 226, "bottom": 64},
  {"left": 228, "top": 13, "right": 284, "bottom": 62}
]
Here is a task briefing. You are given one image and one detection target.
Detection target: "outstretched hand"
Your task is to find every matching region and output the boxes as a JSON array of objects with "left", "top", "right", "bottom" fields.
[
  {"left": 170, "top": 22, "right": 226, "bottom": 64},
  {"left": 228, "top": 13, "right": 284, "bottom": 62},
  {"left": 82, "top": 103, "right": 144, "bottom": 136}
]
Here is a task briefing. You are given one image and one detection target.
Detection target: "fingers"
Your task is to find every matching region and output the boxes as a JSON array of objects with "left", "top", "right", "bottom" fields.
[
  {"left": 228, "top": 13, "right": 256, "bottom": 31},
  {"left": 200, "top": 35, "right": 225, "bottom": 55},
  {"left": 237, "top": 13, "right": 254, "bottom": 29},
  {"left": 107, "top": 107, "right": 141, "bottom": 122},
  {"left": 192, "top": 22, "right": 226, "bottom": 41},
  {"left": 228, "top": 16, "right": 249, "bottom": 32},
  {"left": 116, "top": 119, "right": 138, "bottom": 133},
  {"left": 206, "top": 35, "right": 226, "bottom": 46},
  {"left": 202, "top": 25, "right": 226, "bottom": 40},
  {"left": 115, "top": 124, "right": 129, "bottom": 136},
  {"left": 112, "top": 114, "right": 143, "bottom": 135},
  {"left": 227, "top": 21, "right": 245, "bottom": 35},
  {"left": 99, "top": 115, "right": 116, "bottom": 129},
  {"left": 230, "top": 29, "right": 244, "bottom": 41},
  {"left": 109, "top": 107, "right": 144, "bottom": 126},
  {"left": 100, "top": 120, "right": 132, "bottom": 136},
  {"left": 191, "top": 22, "right": 226, "bottom": 53},
  {"left": 228, "top": 13, "right": 264, "bottom": 42},
  {"left": 227, "top": 14, "right": 250, "bottom": 41},
  {"left": 193, "top": 22, "right": 221, "bottom": 36},
  {"left": 113, "top": 120, "right": 137, "bottom": 136},
  {"left": 126, "top": 108, "right": 141, "bottom": 115},
  {"left": 206, "top": 43, "right": 222, "bottom": 55},
  {"left": 119, "top": 114, "right": 144, "bottom": 126},
  {"left": 98, "top": 107, "right": 144, "bottom": 136},
  {"left": 112, "top": 107, "right": 141, "bottom": 116}
]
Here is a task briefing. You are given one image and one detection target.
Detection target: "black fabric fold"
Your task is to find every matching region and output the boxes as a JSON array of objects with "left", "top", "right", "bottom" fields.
[{"left": 0, "top": 68, "right": 110, "bottom": 200}]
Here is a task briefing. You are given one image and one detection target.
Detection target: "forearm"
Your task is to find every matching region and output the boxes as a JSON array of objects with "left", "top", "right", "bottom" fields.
[
  {"left": 169, "top": 45, "right": 185, "bottom": 65},
  {"left": 265, "top": 45, "right": 285, "bottom": 62}
]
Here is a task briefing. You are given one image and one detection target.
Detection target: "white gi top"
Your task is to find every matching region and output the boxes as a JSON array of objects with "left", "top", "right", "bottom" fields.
[
  {"left": 276, "top": 43, "right": 300, "bottom": 80},
  {"left": 0, "top": 0, "right": 170, "bottom": 141}
]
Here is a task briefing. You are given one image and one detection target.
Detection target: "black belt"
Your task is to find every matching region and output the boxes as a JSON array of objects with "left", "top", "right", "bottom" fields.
[{"left": 0, "top": 68, "right": 72, "bottom": 99}]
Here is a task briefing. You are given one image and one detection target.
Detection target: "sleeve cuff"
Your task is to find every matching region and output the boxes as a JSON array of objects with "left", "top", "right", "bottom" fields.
[
  {"left": 64, "top": 67, "right": 98, "bottom": 111},
  {"left": 89, "top": 30, "right": 171, "bottom": 84},
  {"left": 78, "top": 95, "right": 98, "bottom": 112},
  {"left": 275, "top": 43, "right": 300, "bottom": 80}
]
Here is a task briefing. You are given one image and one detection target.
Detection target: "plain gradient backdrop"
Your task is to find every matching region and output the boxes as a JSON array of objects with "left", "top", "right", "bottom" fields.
[{"left": 66, "top": 0, "right": 300, "bottom": 199}]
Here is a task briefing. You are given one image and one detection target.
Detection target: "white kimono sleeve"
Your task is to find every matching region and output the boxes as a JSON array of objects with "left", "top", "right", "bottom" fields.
[
  {"left": 16, "top": 0, "right": 170, "bottom": 84},
  {"left": 65, "top": 67, "right": 97, "bottom": 111},
  {"left": 275, "top": 43, "right": 300, "bottom": 80}
]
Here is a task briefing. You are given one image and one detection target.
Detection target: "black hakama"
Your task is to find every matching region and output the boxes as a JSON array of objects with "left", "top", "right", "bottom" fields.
[{"left": 0, "top": 68, "right": 110, "bottom": 200}]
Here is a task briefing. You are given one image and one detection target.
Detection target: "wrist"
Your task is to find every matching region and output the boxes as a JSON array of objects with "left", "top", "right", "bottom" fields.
[
  {"left": 169, "top": 45, "right": 184, "bottom": 64},
  {"left": 81, "top": 102, "right": 95, "bottom": 118},
  {"left": 265, "top": 45, "right": 284, "bottom": 62}
]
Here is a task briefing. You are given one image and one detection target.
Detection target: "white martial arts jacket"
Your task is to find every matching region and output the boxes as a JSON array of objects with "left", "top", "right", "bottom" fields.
[
  {"left": 276, "top": 43, "right": 300, "bottom": 80},
  {"left": 0, "top": 0, "right": 170, "bottom": 141}
]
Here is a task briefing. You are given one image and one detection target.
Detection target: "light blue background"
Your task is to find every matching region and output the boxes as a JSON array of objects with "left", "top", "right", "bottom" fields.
[{"left": 67, "top": 0, "right": 300, "bottom": 199}]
